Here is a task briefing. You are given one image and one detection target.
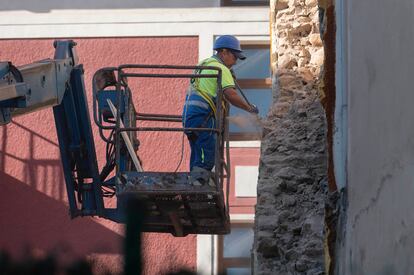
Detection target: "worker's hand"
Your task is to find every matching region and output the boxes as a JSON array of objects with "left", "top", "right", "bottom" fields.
[{"left": 249, "top": 104, "right": 259, "bottom": 114}]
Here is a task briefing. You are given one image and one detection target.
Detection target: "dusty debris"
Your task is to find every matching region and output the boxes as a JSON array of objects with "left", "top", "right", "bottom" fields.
[
  {"left": 253, "top": 0, "right": 327, "bottom": 274},
  {"left": 227, "top": 113, "right": 264, "bottom": 138}
]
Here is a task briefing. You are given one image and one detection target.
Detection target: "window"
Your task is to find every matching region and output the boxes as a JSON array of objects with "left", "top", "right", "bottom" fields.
[
  {"left": 221, "top": 0, "right": 269, "bottom": 6},
  {"left": 218, "top": 222, "right": 254, "bottom": 274},
  {"left": 229, "top": 44, "right": 272, "bottom": 140}
]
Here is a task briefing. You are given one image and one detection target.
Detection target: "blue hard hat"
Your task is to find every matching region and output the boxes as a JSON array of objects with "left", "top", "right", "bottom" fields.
[{"left": 213, "top": 35, "right": 246, "bottom": 60}]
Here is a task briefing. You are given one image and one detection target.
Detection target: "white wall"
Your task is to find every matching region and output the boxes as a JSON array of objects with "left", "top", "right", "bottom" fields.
[
  {"left": 1, "top": 0, "right": 219, "bottom": 11},
  {"left": 336, "top": 0, "right": 414, "bottom": 274},
  {"left": 0, "top": 2, "right": 268, "bottom": 61}
]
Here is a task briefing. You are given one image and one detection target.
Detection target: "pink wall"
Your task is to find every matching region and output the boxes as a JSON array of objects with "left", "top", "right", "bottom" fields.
[{"left": 0, "top": 37, "right": 198, "bottom": 274}]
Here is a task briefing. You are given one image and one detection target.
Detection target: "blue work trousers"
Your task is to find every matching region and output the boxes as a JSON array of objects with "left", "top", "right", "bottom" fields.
[{"left": 182, "top": 94, "right": 216, "bottom": 171}]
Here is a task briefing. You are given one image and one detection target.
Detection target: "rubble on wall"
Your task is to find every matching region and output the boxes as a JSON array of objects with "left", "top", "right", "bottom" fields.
[{"left": 253, "top": 0, "right": 327, "bottom": 274}]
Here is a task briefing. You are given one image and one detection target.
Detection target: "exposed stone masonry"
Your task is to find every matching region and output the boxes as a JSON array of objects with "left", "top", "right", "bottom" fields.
[{"left": 253, "top": 0, "right": 327, "bottom": 274}]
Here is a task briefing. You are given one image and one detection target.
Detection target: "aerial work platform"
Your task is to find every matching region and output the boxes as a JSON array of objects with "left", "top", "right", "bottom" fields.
[{"left": 94, "top": 64, "right": 231, "bottom": 236}]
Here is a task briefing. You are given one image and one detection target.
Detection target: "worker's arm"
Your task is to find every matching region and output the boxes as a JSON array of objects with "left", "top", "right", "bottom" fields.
[{"left": 223, "top": 87, "right": 255, "bottom": 113}]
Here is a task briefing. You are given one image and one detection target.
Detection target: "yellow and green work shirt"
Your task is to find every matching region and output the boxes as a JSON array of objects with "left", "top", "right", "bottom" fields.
[{"left": 191, "top": 56, "right": 235, "bottom": 99}]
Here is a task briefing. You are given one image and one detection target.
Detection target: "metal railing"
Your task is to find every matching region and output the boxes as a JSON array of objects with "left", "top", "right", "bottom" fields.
[{"left": 92, "top": 64, "right": 231, "bottom": 211}]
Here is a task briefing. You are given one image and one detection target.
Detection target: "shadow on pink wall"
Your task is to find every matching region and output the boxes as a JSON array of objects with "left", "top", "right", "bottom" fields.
[
  {"left": 0, "top": 122, "right": 65, "bottom": 200},
  {"left": 0, "top": 122, "right": 122, "bottom": 258},
  {"left": 0, "top": 172, "right": 122, "bottom": 254}
]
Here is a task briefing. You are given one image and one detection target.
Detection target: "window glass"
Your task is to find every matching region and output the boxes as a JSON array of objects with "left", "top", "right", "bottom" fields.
[
  {"left": 233, "top": 48, "right": 270, "bottom": 79},
  {"left": 223, "top": 227, "right": 254, "bottom": 258},
  {"left": 219, "top": 223, "right": 254, "bottom": 275},
  {"left": 226, "top": 268, "right": 251, "bottom": 275},
  {"left": 229, "top": 88, "right": 272, "bottom": 134}
]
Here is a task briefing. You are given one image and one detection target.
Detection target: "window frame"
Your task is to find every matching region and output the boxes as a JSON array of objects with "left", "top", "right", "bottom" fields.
[
  {"left": 217, "top": 221, "right": 254, "bottom": 274},
  {"left": 221, "top": 0, "right": 269, "bottom": 6},
  {"left": 226, "top": 148, "right": 259, "bottom": 213},
  {"left": 229, "top": 43, "right": 272, "bottom": 141}
]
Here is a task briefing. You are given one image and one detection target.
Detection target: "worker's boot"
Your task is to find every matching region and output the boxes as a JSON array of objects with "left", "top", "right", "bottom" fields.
[
  {"left": 189, "top": 166, "right": 213, "bottom": 186},
  {"left": 189, "top": 177, "right": 203, "bottom": 187}
]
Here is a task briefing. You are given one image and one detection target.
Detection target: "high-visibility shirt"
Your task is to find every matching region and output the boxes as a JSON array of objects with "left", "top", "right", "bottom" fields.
[{"left": 191, "top": 56, "right": 235, "bottom": 99}]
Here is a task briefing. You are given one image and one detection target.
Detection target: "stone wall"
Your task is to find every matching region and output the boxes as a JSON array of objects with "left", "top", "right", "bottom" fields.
[{"left": 253, "top": 0, "right": 327, "bottom": 274}]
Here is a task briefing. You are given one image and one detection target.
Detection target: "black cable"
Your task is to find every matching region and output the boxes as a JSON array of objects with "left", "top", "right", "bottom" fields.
[
  {"left": 100, "top": 129, "right": 116, "bottom": 182},
  {"left": 173, "top": 132, "right": 186, "bottom": 173},
  {"left": 8, "top": 62, "right": 24, "bottom": 83}
]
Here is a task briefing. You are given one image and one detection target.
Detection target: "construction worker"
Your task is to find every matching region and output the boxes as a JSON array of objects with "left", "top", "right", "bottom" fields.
[{"left": 182, "top": 35, "right": 259, "bottom": 185}]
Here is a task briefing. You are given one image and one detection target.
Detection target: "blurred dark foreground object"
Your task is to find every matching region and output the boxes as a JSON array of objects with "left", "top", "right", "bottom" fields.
[{"left": 0, "top": 250, "right": 93, "bottom": 275}]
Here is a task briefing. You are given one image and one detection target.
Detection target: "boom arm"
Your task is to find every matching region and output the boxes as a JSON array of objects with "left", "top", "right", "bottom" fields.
[{"left": 0, "top": 40, "right": 104, "bottom": 218}]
